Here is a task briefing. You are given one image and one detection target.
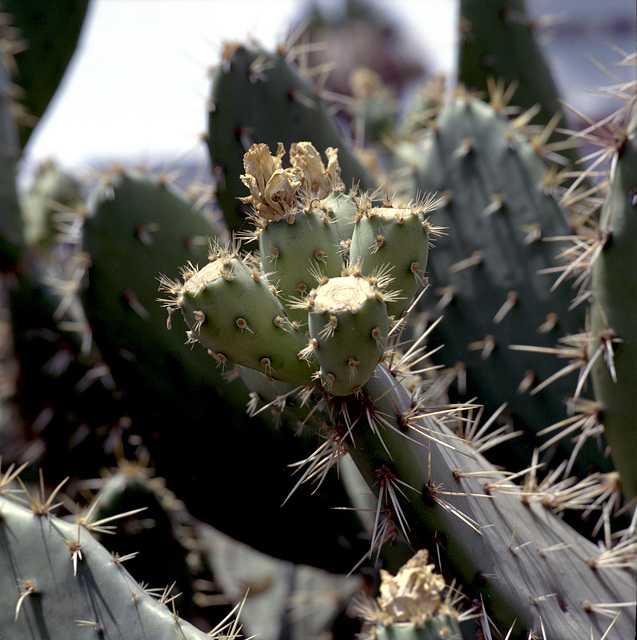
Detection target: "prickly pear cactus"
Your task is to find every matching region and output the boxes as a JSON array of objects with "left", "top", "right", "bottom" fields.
[
  {"left": 339, "top": 363, "right": 635, "bottom": 639},
  {"left": 353, "top": 550, "right": 465, "bottom": 640},
  {"left": 91, "top": 462, "right": 198, "bottom": 622},
  {"left": 164, "top": 141, "right": 636, "bottom": 640},
  {"left": 82, "top": 167, "right": 235, "bottom": 407},
  {"left": 305, "top": 273, "right": 390, "bottom": 396},
  {"left": 349, "top": 197, "right": 434, "bottom": 319},
  {"left": 83, "top": 166, "right": 367, "bottom": 570},
  {"left": 174, "top": 240, "right": 317, "bottom": 386},
  {"left": 166, "top": 142, "right": 438, "bottom": 397}
]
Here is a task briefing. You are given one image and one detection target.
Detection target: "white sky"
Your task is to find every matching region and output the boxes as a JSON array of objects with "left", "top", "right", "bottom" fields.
[
  {"left": 19, "top": 0, "right": 635, "bottom": 182},
  {"left": 21, "top": 0, "right": 458, "bottom": 176}
]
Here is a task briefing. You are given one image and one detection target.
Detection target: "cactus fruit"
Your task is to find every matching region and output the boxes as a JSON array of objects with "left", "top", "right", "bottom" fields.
[
  {"left": 207, "top": 42, "right": 373, "bottom": 231},
  {"left": 349, "top": 197, "right": 436, "bottom": 319},
  {"left": 173, "top": 240, "right": 317, "bottom": 386},
  {"left": 317, "top": 189, "right": 360, "bottom": 244},
  {"left": 170, "top": 142, "right": 437, "bottom": 397},
  {"left": 243, "top": 142, "right": 346, "bottom": 325},
  {"left": 258, "top": 208, "right": 343, "bottom": 325}
]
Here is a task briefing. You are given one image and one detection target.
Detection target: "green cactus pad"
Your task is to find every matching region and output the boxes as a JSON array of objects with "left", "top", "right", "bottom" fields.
[
  {"left": 0, "top": 492, "right": 218, "bottom": 640},
  {"left": 306, "top": 275, "right": 389, "bottom": 395},
  {"left": 589, "top": 106, "right": 637, "bottom": 503},
  {"left": 339, "top": 363, "right": 636, "bottom": 639},
  {"left": 405, "top": 94, "right": 595, "bottom": 476},
  {"left": 259, "top": 208, "right": 344, "bottom": 325},
  {"left": 350, "top": 201, "right": 432, "bottom": 319},
  {"left": 177, "top": 247, "right": 318, "bottom": 385},
  {"left": 83, "top": 168, "right": 229, "bottom": 402}
]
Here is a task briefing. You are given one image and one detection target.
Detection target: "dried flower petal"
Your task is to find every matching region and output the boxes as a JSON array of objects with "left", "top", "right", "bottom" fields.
[
  {"left": 290, "top": 141, "right": 344, "bottom": 199},
  {"left": 377, "top": 549, "right": 445, "bottom": 623},
  {"left": 240, "top": 142, "right": 301, "bottom": 220}
]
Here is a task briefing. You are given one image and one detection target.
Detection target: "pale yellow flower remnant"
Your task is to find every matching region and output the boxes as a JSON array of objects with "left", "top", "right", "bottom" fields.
[
  {"left": 240, "top": 142, "right": 301, "bottom": 221},
  {"left": 290, "top": 142, "right": 344, "bottom": 200},
  {"left": 377, "top": 549, "right": 446, "bottom": 624}
]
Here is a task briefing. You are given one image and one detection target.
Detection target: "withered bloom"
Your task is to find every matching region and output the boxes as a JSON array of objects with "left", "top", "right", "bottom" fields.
[
  {"left": 290, "top": 141, "right": 344, "bottom": 200},
  {"left": 240, "top": 142, "right": 301, "bottom": 221}
]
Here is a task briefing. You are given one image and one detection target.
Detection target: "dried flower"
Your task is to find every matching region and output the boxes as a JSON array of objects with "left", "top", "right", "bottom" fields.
[{"left": 240, "top": 142, "right": 301, "bottom": 220}]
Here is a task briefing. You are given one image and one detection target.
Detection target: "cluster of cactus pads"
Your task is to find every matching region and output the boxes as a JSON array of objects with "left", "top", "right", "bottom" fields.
[
  {"left": 164, "top": 134, "right": 636, "bottom": 638},
  {"left": 1, "top": 0, "right": 636, "bottom": 639},
  {"left": 162, "top": 141, "right": 434, "bottom": 397}
]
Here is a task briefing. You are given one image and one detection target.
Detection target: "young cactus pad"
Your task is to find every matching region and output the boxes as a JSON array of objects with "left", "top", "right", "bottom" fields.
[
  {"left": 171, "top": 241, "right": 318, "bottom": 385},
  {"left": 305, "top": 274, "right": 390, "bottom": 396},
  {"left": 350, "top": 198, "right": 437, "bottom": 319}
]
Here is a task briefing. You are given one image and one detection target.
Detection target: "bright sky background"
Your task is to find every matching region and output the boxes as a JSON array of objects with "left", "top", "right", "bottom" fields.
[
  {"left": 21, "top": 0, "right": 457, "bottom": 177},
  {"left": 19, "top": 0, "right": 635, "bottom": 183}
]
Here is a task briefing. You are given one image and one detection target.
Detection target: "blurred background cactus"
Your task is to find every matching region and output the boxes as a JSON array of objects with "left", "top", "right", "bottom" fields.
[{"left": 1, "top": 0, "right": 635, "bottom": 638}]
